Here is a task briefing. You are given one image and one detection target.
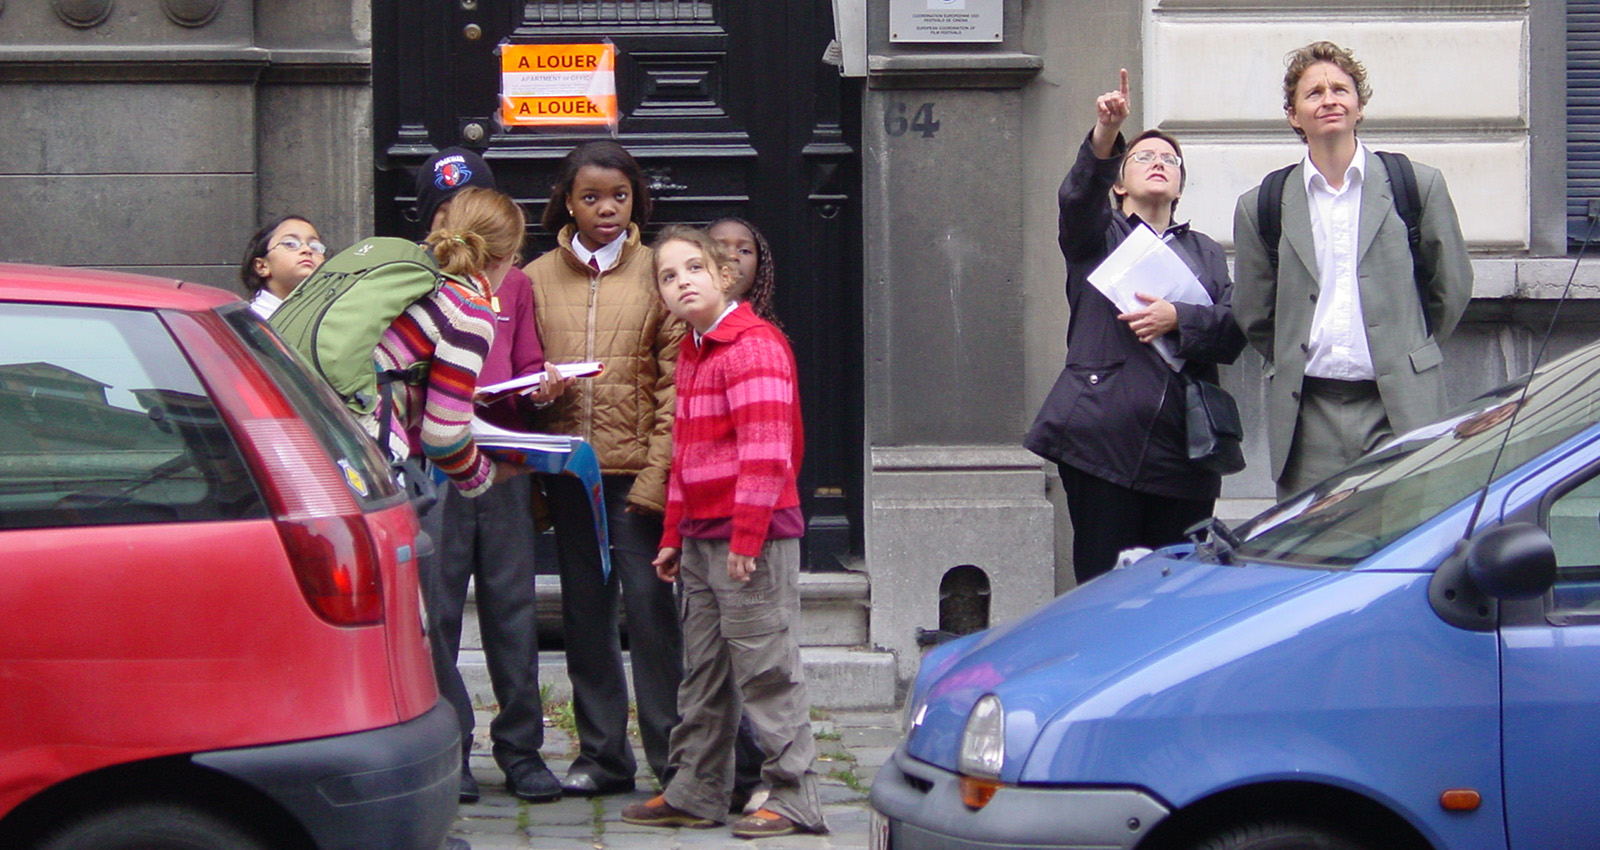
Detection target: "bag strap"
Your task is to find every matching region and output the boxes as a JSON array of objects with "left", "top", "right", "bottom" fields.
[
  {"left": 374, "top": 365, "right": 439, "bottom": 516},
  {"left": 1373, "top": 150, "right": 1431, "bottom": 335},
  {"left": 372, "top": 362, "right": 429, "bottom": 463},
  {"left": 1256, "top": 163, "right": 1296, "bottom": 275}
]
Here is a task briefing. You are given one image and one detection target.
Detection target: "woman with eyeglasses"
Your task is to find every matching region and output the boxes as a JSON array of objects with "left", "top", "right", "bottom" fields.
[
  {"left": 240, "top": 215, "right": 327, "bottom": 319},
  {"left": 1024, "top": 68, "right": 1247, "bottom": 586}
]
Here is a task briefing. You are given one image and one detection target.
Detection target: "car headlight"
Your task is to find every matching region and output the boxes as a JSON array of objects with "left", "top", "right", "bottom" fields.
[{"left": 957, "top": 694, "right": 1004, "bottom": 779}]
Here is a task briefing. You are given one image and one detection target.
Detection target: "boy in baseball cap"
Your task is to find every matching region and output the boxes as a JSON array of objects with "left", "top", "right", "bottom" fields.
[{"left": 416, "top": 147, "right": 499, "bottom": 236}]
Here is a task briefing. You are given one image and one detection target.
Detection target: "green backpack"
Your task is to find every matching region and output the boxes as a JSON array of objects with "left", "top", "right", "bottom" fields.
[{"left": 270, "top": 236, "right": 454, "bottom": 417}]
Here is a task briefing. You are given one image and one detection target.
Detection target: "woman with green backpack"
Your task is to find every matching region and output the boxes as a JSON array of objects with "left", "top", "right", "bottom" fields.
[{"left": 371, "top": 186, "right": 530, "bottom": 494}]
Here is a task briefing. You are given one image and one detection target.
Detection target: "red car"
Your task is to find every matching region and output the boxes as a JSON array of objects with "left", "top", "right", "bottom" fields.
[{"left": 0, "top": 265, "right": 458, "bottom": 850}]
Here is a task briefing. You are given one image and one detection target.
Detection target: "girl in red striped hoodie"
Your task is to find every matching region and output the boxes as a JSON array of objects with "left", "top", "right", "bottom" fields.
[{"left": 622, "top": 225, "right": 825, "bottom": 839}]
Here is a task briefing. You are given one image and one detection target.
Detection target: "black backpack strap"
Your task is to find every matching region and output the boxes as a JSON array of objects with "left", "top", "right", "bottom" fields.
[
  {"left": 1374, "top": 150, "right": 1432, "bottom": 335},
  {"left": 372, "top": 366, "right": 439, "bottom": 514},
  {"left": 1375, "top": 150, "right": 1421, "bottom": 250},
  {"left": 373, "top": 366, "right": 419, "bottom": 463},
  {"left": 1256, "top": 163, "right": 1297, "bottom": 275}
]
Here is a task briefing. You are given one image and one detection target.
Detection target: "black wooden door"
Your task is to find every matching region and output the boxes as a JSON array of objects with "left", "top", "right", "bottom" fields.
[{"left": 374, "top": 0, "right": 863, "bottom": 568}]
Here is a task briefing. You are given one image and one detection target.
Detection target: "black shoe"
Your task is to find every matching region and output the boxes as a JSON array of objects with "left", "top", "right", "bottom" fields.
[
  {"left": 560, "top": 771, "right": 636, "bottom": 797},
  {"left": 505, "top": 759, "right": 562, "bottom": 803},
  {"left": 459, "top": 764, "right": 480, "bottom": 804},
  {"left": 443, "top": 838, "right": 472, "bottom": 850}
]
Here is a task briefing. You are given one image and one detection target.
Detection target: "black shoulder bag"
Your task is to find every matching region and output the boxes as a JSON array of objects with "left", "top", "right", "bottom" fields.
[
  {"left": 1147, "top": 232, "right": 1247, "bottom": 476},
  {"left": 1178, "top": 372, "right": 1246, "bottom": 475}
]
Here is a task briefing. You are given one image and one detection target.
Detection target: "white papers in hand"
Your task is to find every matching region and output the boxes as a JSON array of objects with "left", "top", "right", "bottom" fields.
[
  {"left": 475, "top": 361, "right": 605, "bottom": 402},
  {"left": 469, "top": 418, "right": 582, "bottom": 452},
  {"left": 1087, "top": 225, "right": 1212, "bottom": 371}
]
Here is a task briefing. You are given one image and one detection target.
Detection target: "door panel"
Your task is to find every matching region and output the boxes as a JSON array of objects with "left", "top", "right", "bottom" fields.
[{"left": 1502, "top": 473, "right": 1600, "bottom": 848}]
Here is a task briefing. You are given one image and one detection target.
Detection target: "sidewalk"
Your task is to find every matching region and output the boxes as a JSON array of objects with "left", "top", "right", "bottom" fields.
[{"left": 450, "top": 704, "right": 903, "bottom": 849}]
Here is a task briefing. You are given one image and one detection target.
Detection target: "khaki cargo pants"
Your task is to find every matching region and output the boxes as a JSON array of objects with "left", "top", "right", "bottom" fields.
[{"left": 659, "top": 536, "right": 826, "bottom": 832}]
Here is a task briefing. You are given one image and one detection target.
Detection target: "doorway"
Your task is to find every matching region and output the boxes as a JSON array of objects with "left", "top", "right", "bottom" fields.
[{"left": 373, "top": 0, "right": 864, "bottom": 568}]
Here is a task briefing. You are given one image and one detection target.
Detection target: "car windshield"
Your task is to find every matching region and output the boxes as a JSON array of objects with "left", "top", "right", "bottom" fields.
[{"left": 1233, "top": 341, "right": 1600, "bottom": 568}]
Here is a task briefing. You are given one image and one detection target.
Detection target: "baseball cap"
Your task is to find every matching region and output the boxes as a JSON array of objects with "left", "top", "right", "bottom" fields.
[{"left": 415, "top": 147, "right": 498, "bottom": 235}]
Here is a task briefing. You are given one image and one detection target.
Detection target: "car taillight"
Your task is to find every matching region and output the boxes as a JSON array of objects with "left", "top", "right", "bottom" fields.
[
  {"left": 239, "top": 418, "right": 385, "bottom": 627},
  {"left": 275, "top": 515, "right": 384, "bottom": 625},
  {"left": 165, "top": 311, "right": 384, "bottom": 627}
]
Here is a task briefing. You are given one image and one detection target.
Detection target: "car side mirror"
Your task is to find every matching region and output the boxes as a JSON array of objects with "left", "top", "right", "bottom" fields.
[
  {"left": 1430, "top": 522, "right": 1557, "bottom": 631},
  {"left": 1466, "top": 521, "right": 1556, "bottom": 600}
]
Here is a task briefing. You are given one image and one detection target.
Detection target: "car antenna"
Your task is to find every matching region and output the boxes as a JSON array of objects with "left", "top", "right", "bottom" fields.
[{"left": 1461, "top": 204, "right": 1600, "bottom": 539}]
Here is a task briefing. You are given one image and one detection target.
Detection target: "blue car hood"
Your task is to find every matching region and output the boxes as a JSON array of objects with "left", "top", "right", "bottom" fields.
[{"left": 904, "top": 552, "right": 1327, "bottom": 771}]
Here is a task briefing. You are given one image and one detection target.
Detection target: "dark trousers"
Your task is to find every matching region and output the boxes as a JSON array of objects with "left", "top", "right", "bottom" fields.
[
  {"left": 733, "top": 714, "right": 764, "bottom": 799},
  {"left": 1059, "top": 464, "right": 1214, "bottom": 586},
  {"left": 545, "top": 473, "right": 683, "bottom": 785},
  {"left": 420, "top": 475, "right": 546, "bottom": 773}
]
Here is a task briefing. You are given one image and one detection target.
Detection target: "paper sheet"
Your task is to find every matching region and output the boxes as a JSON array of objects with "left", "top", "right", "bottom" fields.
[
  {"left": 1087, "top": 225, "right": 1212, "bottom": 371},
  {"left": 476, "top": 361, "right": 605, "bottom": 403}
]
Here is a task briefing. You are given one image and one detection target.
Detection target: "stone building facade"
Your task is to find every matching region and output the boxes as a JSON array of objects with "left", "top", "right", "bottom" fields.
[
  {"left": 0, "top": 1, "right": 371, "bottom": 284},
  {"left": 1, "top": 1, "right": 1581, "bottom": 693}
]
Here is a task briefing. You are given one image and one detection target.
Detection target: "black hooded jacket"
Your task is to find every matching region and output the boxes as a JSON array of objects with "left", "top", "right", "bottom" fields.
[{"left": 1024, "top": 130, "right": 1247, "bottom": 499}]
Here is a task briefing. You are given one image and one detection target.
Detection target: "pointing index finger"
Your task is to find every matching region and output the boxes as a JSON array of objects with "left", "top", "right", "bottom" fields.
[{"left": 1119, "top": 68, "right": 1129, "bottom": 97}]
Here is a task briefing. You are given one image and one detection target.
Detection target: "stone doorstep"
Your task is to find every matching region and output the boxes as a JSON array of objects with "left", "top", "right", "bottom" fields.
[
  {"left": 455, "top": 569, "right": 897, "bottom": 710},
  {"left": 457, "top": 646, "right": 898, "bottom": 712},
  {"left": 462, "top": 570, "right": 872, "bottom": 649}
]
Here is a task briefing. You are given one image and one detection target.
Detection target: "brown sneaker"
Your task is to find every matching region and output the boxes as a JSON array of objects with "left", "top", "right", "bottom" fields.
[
  {"left": 620, "top": 795, "right": 716, "bottom": 829},
  {"left": 730, "top": 808, "right": 799, "bottom": 839}
]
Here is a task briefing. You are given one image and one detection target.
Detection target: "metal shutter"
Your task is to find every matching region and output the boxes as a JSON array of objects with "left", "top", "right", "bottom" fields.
[{"left": 1571, "top": 1, "right": 1600, "bottom": 242}]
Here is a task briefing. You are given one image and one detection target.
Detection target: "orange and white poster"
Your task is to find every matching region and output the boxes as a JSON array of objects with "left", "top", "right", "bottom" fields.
[{"left": 500, "top": 43, "right": 618, "bottom": 127}]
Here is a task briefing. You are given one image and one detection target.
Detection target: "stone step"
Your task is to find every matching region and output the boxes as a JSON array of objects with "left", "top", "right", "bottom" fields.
[
  {"left": 455, "top": 567, "right": 896, "bottom": 710},
  {"left": 463, "top": 569, "right": 872, "bottom": 649},
  {"left": 458, "top": 646, "right": 898, "bottom": 712}
]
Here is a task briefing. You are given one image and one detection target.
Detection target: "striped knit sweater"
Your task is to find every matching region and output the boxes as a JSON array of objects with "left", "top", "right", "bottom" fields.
[
  {"left": 372, "top": 275, "right": 496, "bottom": 496},
  {"left": 661, "top": 302, "right": 804, "bottom": 556}
]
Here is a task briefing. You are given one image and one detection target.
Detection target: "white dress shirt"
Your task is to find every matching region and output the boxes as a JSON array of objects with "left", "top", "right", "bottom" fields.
[
  {"left": 693, "top": 301, "right": 740, "bottom": 346},
  {"left": 250, "top": 289, "right": 283, "bottom": 320},
  {"left": 1303, "top": 144, "right": 1375, "bottom": 380},
  {"left": 569, "top": 230, "right": 626, "bottom": 273}
]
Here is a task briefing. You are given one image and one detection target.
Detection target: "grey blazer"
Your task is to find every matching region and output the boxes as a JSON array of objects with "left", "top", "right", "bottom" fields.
[{"left": 1232, "top": 149, "right": 1473, "bottom": 482}]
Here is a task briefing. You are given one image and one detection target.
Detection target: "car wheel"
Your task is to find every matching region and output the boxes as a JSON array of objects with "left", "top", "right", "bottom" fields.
[
  {"left": 32, "top": 802, "right": 275, "bottom": 850},
  {"left": 1192, "top": 820, "right": 1371, "bottom": 850}
]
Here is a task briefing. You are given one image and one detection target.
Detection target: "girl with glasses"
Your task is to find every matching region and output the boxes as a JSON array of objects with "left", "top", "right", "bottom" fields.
[
  {"left": 1024, "top": 68, "right": 1248, "bottom": 586},
  {"left": 240, "top": 215, "right": 327, "bottom": 319}
]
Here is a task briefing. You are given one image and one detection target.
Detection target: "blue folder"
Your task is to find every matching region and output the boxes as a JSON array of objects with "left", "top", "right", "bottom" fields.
[{"left": 483, "top": 437, "right": 611, "bottom": 580}]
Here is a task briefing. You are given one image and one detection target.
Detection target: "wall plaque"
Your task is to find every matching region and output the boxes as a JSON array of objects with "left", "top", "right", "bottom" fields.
[{"left": 889, "top": 0, "right": 1001, "bottom": 44}]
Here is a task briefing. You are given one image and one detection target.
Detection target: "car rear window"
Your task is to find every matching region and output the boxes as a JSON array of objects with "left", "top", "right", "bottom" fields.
[
  {"left": 219, "top": 305, "right": 401, "bottom": 505},
  {"left": 0, "top": 302, "right": 266, "bottom": 529}
]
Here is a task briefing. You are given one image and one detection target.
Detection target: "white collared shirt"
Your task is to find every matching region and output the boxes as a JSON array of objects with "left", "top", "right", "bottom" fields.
[
  {"left": 250, "top": 289, "right": 283, "bottom": 320},
  {"left": 570, "top": 231, "right": 626, "bottom": 273},
  {"left": 1303, "top": 143, "right": 1375, "bottom": 380},
  {"left": 693, "top": 301, "right": 740, "bottom": 346}
]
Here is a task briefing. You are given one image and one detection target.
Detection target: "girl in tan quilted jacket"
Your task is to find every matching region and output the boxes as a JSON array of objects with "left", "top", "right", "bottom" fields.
[{"left": 522, "top": 140, "right": 685, "bottom": 796}]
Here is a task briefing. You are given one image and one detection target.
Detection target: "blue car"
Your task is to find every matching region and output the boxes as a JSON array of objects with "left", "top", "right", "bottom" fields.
[{"left": 870, "top": 342, "right": 1600, "bottom": 850}]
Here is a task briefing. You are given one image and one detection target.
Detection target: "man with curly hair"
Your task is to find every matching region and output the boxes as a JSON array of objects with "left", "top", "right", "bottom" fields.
[{"left": 1232, "top": 40, "right": 1473, "bottom": 498}]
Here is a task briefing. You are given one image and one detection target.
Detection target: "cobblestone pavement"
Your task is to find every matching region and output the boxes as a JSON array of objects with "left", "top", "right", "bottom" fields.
[{"left": 451, "top": 705, "right": 903, "bottom": 850}]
